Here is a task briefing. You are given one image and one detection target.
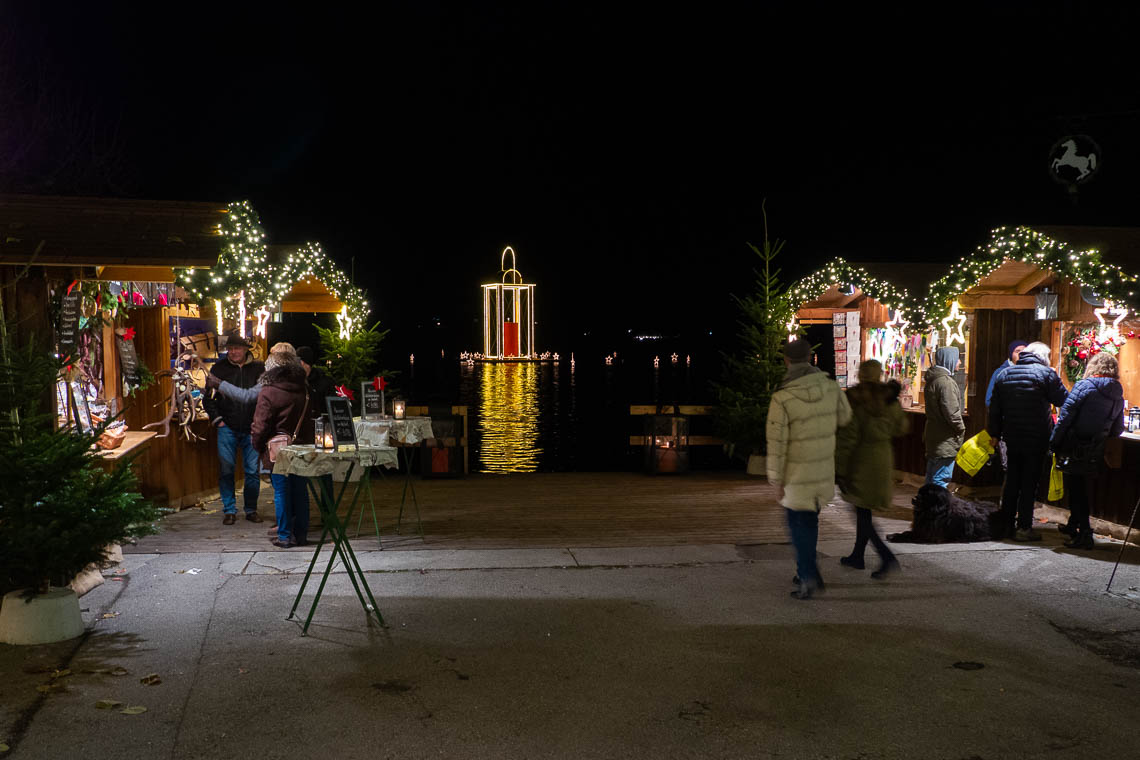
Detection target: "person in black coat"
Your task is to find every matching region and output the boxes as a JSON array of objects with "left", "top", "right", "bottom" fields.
[
  {"left": 988, "top": 341, "right": 1068, "bottom": 541},
  {"left": 1049, "top": 353, "right": 1125, "bottom": 549},
  {"left": 203, "top": 331, "right": 265, "bottom": 525},
  {"left": 296, "top": 346, "right": 337, "bottom": 427}
]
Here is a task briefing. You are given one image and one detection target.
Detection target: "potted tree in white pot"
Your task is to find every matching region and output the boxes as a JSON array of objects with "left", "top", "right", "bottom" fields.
[
  {"left": 0, "top": 328, "right": 157, "bottom": 645},
  {"left": 714, "top": 206, "right": 800, "bottom": 474}
]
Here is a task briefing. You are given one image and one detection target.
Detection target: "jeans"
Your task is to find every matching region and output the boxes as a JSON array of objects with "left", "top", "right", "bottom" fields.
[
  {"left": 1064, "top": 471, "right": 1091, "bottom": 535},
  {"left": 924, "top": 456, "right": 955, "bottom": 488},
  {"left": 1002, "top": 445, "right": 1047, "bottom": 531},
  {"left": 271, "top": 473, "right": 310, "bottom": 543},
  {"left": 217, "top": 424, "right": 260, "bottom": 515},
  {"left": 786, "top": 508, "right": 821, "bottom": 587},
  {"left": 851, "top": 507, "right": 895, "bottom": 564}
]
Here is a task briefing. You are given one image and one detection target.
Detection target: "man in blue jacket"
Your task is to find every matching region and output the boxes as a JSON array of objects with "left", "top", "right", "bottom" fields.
[{"left": 988, "top": 341, "right": 1067, "bottom": 541}]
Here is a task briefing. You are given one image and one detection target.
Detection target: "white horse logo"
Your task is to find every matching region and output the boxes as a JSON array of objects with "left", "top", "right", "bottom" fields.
[{"left": 1051, "top": 139, "right": 1097, "bottom": 180}]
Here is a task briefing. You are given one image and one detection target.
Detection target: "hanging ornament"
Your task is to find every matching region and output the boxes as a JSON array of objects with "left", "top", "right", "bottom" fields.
[
  {"left": 941, "top": 300, "right": 966, "bottom": 346},
  {"left": 254, "top": 306, "right": 272, "bottom": 339}
]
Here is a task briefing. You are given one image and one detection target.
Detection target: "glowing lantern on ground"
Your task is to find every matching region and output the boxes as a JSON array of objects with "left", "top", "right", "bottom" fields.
[{"left": 482, "top": 246, "right": 536, "bottom": 359}]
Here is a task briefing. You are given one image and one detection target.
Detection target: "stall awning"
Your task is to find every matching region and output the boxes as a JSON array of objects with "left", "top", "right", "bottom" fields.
[
  {"left": 279, "top": 276, "right": 344, "bottom": 313},
  {"left": 0, "top": 194, "right": 226, "bottom": 268}
]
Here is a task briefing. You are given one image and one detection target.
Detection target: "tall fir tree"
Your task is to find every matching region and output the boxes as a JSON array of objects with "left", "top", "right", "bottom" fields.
[{"left": 177, "top": 200, "right": 273, "bottom": 317}]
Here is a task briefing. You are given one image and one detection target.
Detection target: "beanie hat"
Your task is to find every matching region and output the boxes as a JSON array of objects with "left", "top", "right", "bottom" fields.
[{"left": 782, "top": 339, "right": 812, "bottom": 363}]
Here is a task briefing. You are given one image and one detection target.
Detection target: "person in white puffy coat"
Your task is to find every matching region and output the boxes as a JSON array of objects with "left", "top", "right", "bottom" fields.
[{"left": 766, "top": 339, "right": 852, "bottom": 599}]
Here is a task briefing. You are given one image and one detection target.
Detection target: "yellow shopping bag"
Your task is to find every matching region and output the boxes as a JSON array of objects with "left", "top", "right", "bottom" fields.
[
  {"left": 955, "top": 430, "right": 995, "bottom": 477},
  {"left": 1048, "top": 455, "right": 1064, "bottom": 501}
]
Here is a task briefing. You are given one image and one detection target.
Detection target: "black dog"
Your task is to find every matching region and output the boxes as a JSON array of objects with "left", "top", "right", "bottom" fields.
[{"left": 887, "top": 484, "right": 1003, "bottom": 543}]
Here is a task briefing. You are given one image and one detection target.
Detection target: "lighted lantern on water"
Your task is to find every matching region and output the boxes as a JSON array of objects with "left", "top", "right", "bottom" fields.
[
  {"left": 482, "top": 246, "right": 536, "bottom": 359},
  {"left": 393, "top": 399, "right": 406, "bottom": 420}
]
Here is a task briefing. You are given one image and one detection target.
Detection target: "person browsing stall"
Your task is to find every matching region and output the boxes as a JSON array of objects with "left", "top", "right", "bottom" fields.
[
  {"left": 923, "top": 347, "right": 965, "bottom": 489},
  {"left": 203, "top": 331, "right": 265, "bottom": 526}
]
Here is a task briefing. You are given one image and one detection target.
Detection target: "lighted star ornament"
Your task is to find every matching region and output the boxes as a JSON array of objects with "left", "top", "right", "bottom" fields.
[
  {"left": 1095, "top": 300, "right": 1129, "bottom": 343},
  {"left": 254, "top": 306, "right": 272, "bottom": 339},
  {"left": 238, "top": 290, "right": 247, "bottom": 339},
  {"left": 337, "top": 305, "right": 354, "bottom": 339},
  {"left": 941, "top": 300, "right": 966, "bottom": 346}
]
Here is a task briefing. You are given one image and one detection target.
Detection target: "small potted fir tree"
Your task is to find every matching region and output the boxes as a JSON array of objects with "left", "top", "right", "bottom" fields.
[
  {"left": 715, "top": 207, "right": 800, "bottom": 474},
  {"left": 0, "top": 331, "right": 158, "bottom": 645}
]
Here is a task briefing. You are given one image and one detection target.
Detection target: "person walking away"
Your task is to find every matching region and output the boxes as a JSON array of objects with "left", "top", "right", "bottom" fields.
[
  {"left": 203, "top": 331, "right": 265, "bottom": 525},
  {"left": 985, "top": 340, "right": 1027, "bottom": 472},
  {"left": 835, "top": 360, "right": 909, "bottom": 578},
  {"left": 767, "top": 339, "right": 853, "bottom": 600},
  {"left": 251, "top": 348, "right": 312, "bottom": 548},
  {"left": 988, "top": 341, "right": 1068, "bottom": 541},
  {"left": 923, "top": 347, "right": 965, "bottom": 488},
  {"left": 1049, "top": 353, "right": 1124, "bottom": 549}
]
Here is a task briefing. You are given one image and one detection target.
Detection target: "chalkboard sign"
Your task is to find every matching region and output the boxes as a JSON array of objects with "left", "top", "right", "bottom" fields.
[
  {"left": 361, "top": 384, "right": 382, "bottom": 419},
  {"left": 57, "top": 291, "right": 82, "bottom": 362},
  {"left": 116, "top": 333, "right": 141, "bottom": 388},
  {"left": 325, "top": 396, "right": 358, "bottom": 452}
]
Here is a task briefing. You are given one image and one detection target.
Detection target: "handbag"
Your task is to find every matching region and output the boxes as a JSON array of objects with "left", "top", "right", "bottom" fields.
[{"left": 266, "top": 396, "right": 310, "bottom": 467}]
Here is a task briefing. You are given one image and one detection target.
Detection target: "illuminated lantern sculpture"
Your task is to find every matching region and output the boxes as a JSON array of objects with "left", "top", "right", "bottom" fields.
[{"left": 482, "top": 246, "right": 536, "bottom": 359}]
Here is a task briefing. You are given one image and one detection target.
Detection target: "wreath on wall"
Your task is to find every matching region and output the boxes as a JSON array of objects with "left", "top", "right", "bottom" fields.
[{"left": 1060, "top": 324, "right": 1137, "bottom": 384}]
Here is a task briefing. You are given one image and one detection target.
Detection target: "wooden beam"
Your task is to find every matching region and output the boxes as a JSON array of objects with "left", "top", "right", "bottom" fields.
[
  {"left": 280, "top": 298, "right": 344, "bottom": 313},
  {"left": 630, "top": 435, "right": 723, "bottom": 446},
  {"left": 1013, "top": 268, "right": 1054, "bottom": 294},
  {"left": 958, "top": 294, "right": 1036, "bottom": 310},
  {"left": 629, "top": 405, "right": 715, "bottom": 415},
  {"left": 94, "top": 265, "right": 176, "bottom": 282}
]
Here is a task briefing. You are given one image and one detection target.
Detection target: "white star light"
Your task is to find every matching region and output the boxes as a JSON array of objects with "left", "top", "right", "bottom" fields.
[
  {"left": 941, "top": 300, "right": 966, "bottom": 346},
  {"left": 1095, "top": 301, "right": 1129, "bottom": 343},
  {"left": 254, "top": 306, "right": 272, "bottom": 339},
  {"left": 238, "top": 290, "right": 247, "bottom": 338},
  {"left": 337, "top": 305, "right": 354, "bottom": 339}
]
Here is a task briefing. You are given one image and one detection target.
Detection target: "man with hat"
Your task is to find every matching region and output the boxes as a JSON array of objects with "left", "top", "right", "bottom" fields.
[
  {"left": 203, "top": 330, "right": 266, "bottom": 525},
  {"left": 766, "top": 338, "right": 852, "bottom": 599}
]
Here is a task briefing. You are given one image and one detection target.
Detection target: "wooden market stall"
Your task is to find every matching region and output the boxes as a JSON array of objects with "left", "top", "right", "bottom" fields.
[
  {"left": 0, "top": 194, "right": 230, "bottom": 507},
  {"left": 903, "top": 226, "right": 1140, "bottom": 525}
]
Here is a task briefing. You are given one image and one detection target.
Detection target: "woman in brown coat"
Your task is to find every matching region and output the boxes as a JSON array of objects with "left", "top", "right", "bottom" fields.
[{"left": 251, "top": 346, "right": 312, "bottom": 548}]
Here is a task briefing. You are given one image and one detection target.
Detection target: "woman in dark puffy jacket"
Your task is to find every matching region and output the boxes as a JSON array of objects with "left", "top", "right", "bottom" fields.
[{"left": 1049, "top": 352, "right": 1125, "bottom": 550}]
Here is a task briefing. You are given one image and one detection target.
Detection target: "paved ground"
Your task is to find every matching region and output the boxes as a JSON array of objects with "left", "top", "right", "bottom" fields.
[{"left": 2, "top": 500, "right": 1139, "bottom": 759}]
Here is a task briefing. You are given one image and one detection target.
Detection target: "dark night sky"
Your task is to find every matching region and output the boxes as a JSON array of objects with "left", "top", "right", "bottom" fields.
[{"left": 5, "top": 2, "right": 1140, "bottom": 355}]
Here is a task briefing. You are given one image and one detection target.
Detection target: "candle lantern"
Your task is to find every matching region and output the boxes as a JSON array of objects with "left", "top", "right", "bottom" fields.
[
  {"left": 320, "top": 414, "right": 335, "bottom": 450},
  {"left": 313, "top": 416, "right": 326, "bottom": 451},
  {"left": 393, "top": 399, "right": 406, "bottom": 420},
  {"left": 1129, "top": 407, "right": 1140, "bottom": 433},
  {"left": 643, "top": 414, "right": 690, "bottom": 474},
  {"left": 482, "top": 246, "right": 536, "bottom": 359}
]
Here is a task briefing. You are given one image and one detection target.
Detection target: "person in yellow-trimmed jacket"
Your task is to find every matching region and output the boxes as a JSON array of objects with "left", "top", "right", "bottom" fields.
[{"left": 766, "top": 339, "right": 853, "bottom": 600}]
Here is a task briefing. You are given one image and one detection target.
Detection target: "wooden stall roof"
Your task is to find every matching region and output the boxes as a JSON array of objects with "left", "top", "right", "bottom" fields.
[
  {"left": 267, "top": 244, "right": 345, "bottom": 313},
  {"left": 0, "top": 194, "right": 226, "bottom": 268}
]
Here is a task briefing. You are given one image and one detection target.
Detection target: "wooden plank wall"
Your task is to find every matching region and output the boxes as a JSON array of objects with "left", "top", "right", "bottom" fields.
[{"left": 123, "top": 306, "right": 220, "bottom": 507}]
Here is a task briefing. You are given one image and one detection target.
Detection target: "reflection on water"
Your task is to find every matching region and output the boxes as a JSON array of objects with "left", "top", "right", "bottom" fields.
[{"left": 477, "top": 362, "right": 542, "bottom": 472}]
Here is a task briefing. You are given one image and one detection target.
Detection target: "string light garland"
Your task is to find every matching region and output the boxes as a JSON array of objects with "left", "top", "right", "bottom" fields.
[
  {"left": 271, "top": 241, "right": 370, "bottom": 327},
  {"left": 788, "top": 258, "right": 912, "bottom": 320},
  {"left": 917, "top": 226, "right": 1140, "bottom": 328}
]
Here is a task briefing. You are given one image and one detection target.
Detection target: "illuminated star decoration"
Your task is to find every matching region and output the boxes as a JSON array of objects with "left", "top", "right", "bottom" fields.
[
  {"left": 671, "top": 353, "right": 679, "bottom": 364},
  {"left": 941, "top": 300, "right": 966, "bottom": 346},
  {"left": 238, "top": 290, "right": 247, "bottom": 338},
  {"left": 372, "top": 376, "right": 388, "bottom": 391},
  {"left": 787, "top": 315, "right": 798, "bottom": 341},
  {"left": 1095, "top": 300, "right": 1129, "bottom": 344},
  {"left": 254, "top": 306, "right": 272, "bottom": 339},
  {"left": 334, "top": 384, "right": 356, "bottom": 401},
  {"left": 886, "top": 310, "right": 909, "bottom": 350},
  {"left": 337, "top": 304, "right": 354, "bottom": 339}
]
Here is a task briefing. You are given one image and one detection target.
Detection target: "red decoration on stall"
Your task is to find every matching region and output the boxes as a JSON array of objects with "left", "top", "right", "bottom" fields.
[
  {"left": 158, "top": 293, "right": 169, "bottom": 306},
  {"left": 372, "top": 376, "right": 387, "bottom": 391},
  {"left": 66, "top": 280, "right": 79, "bottom": 295},
  {"left": 132, "top": 291, "right": 146, "bottom": 306},
  {"left": 122, "top": 327, "right": 136, "bottom": 341},
  {"left": 335, "top": 385, "right": 356, "bottom": 401}
]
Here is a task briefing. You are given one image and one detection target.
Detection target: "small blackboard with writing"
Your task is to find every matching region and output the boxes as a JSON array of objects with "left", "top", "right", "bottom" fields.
[
  {"left": 325, "top": 396, "right": 358, "bottom": 452},
  {"left": 361, "top": 384, "right": 382, "bottom": 419},
  {"left": 116, "top": 333, "right": 141, "bottom": 387},
  {"left": 57, "top": 291, "right": 82, "bottom": 361}
]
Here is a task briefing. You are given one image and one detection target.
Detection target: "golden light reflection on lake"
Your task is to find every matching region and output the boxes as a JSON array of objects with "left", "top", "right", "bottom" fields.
[{"left": 477, "top": 362, "right": 542, "bottom": 473}]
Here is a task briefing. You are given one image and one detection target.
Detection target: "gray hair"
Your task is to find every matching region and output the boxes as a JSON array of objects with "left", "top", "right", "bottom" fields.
[
  {"left": 1084, "top": 352, "right": 1119, "bottom": 379},
  {"left": 1023, "top": 341, "right": 1051, "bottom": 362}
]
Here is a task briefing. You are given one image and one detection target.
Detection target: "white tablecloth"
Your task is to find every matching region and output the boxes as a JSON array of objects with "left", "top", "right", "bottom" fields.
[
  {"left": 273, "top": 444, "right": 398, "bottom": 481},
  {"left": 354, "top": 416, "right": 434, "bottom": 446}
]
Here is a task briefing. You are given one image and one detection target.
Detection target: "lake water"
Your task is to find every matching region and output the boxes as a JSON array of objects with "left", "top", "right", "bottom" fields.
[{"left": 404, "top": 348, "right": 722, "bottom": 472}]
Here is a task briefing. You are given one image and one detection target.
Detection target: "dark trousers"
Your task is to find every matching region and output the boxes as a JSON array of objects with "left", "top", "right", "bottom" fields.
[
  {"left": 851, "top": 507, "right": 895, "bottom": 563},
  {"left": 786, "top": 508, "right": 821, "bottom": 586},
  {"left": 1001, "top": 445, "right": 1047, "bottom": 531},
  {"left": 1064, "top": 472, "right": 1091, "bottom": 534}
]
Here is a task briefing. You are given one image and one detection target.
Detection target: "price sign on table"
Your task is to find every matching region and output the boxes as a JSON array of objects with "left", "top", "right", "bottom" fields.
[
  {"left": 361, "top": 385, "right": 382, "bottom": 420},
  {"left": 325, "top": 397, "right": 358, "bottom": 452}
]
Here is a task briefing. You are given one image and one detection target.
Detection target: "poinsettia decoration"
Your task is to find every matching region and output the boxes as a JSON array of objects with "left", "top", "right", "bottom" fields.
[
  {"left": 335, "top": 384, "right": 356, "bottom": 401},
  {"left": 121, "top": 327, "right": 136, "bottom": 341}
]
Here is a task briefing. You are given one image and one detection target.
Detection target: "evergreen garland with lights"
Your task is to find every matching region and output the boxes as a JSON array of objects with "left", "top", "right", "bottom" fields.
[
  {"left": 917, "top": 226, "right": 1140, "bottom": 329},
  {"left": 787, "top": 258, "right": 912, "bottom": 320},
  {"left": 271, "top": 241, "right": 370, "bottom": 326}
]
